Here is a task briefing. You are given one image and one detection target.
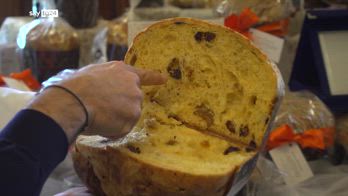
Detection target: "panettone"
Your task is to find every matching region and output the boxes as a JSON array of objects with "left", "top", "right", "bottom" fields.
[
  {"left": 106, "top": 17, "right": 128, "bottom": 61},
  {"left": 25, "top": 19, "right": 79, "bottom": 51},
  {"left": 72, "top": 18, "right": 281, "bottom": 196},
  {"left": 18, "top": 18, "right": 80, "bottom": 82},
  {"left": 107, "top": 17, "right": 128, "bottom": 46}
]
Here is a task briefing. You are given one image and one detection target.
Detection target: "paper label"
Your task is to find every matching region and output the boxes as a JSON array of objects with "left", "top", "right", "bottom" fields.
[
  {"left": 270, "top": 142, "right": 313, "bottom": 186},
  {"left": 250, "top": 28, "right": 284, "bottom": 63},
  {"left": 2, "top": 77, "right": 32, "bottom": 91}
]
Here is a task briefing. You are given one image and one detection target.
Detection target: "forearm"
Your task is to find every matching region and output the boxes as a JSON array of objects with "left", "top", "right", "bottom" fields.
[
  {"left": 27, "top": 87, "right": 86, "bottom": 143},
  {"left": 0, "top": 110, "right": 69, "bottom": 195}
]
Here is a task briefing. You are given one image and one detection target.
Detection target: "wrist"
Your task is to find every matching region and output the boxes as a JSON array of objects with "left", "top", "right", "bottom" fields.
[{"left": 27, "top": 87, "right": 86, "bottom": 143}]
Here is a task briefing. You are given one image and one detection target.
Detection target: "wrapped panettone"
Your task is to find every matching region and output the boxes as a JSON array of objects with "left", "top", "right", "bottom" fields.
[
  {"left": 17, "top": 18, "right": 80, "bottom": 82},
  {"left": 72, "top": 18, "right": 284, "bottom": 196},
  {"left": 106, "top": 17, "right": 128, "bottom": 61},
  {"left": 217, "top": 0, "right": 294, "bottom": 23},
  {"left": 268, "top": 91, "right": 335, "bottom": 160}
]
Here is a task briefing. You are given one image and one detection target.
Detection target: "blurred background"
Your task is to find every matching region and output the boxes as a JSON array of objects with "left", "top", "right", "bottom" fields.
[
  {"left": 0, "top": 1, "right": 348, "bottom": 195},
  {"left": 0, "top": 0, "right": 130, "bottom": 24}
]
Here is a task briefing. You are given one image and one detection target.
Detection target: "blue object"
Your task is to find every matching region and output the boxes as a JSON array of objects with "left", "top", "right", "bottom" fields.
[
  {"left": 0, "top": 109, "right": 68, "bottom": 195},
  {"left": 289, "top": 9, "right": 348, "bottom": 113}
]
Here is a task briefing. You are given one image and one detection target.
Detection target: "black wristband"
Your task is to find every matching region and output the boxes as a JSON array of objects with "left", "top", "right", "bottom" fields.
[{"left": 41, "top": 85, "right": 89, "bottom": 133}]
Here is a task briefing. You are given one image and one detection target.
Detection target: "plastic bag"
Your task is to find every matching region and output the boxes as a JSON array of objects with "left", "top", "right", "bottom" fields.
[
  {"left": 0, "top": 17, "right": 32, "bottom": 45},
  {"left": 216, "top": 0, "right": 296, "bottom": 38},
  {"left": 76, "top": 20, "right": 109, "bottom": 67},
  {"left": 239, "top": 155, "right": 348, "bottom": 196},
  {"left": 17, "top": 17, "right": 80, "bottom": 82},
  {"left": 268, "top": 90, "right": 335, "bottom": 160},
  {"left": 90, "top": 27, "right": 108, "bottom": 64},
  {"left": 215, "top": 0, "right": 295, "bottom": 23},
  {"left": 0, "top": 17, "right": 32, "bottom": 74},
  {"left": 89, "top": 16, "right": 128, "bottom": 64},
  {"left": 41, "top": 69, "right": 76, "bottom": 88}
]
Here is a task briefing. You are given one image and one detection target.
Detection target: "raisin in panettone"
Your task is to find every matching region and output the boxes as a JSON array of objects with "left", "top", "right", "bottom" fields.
[{"left": 72, "top": 18, "right": 283, "bottom": 196}]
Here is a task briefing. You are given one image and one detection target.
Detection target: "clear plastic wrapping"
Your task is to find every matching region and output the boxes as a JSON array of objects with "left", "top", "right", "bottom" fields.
[
  {"left": 0, "top": 17, "right": 32, "bottom": 45},
  {"left": 88, "top": 16, "right": 128, "bottom": 64},
  {"left": 216, "top": 0, "right": 296, "bottom": 38},
  {"left": 215, "top": 0, "right": 295, "bottom": 23},
  {"left": 76, "top": 20, "right": 109, "bottom": 67},
  {"left": 269, "top": 90, "right": 335, "bottom": 160},
  {"left": 273, "top": 91, "right": 334, "bottom": 132},
  {"left": 17, "top": 18, "right": 80, "bottom": 82},
  {"left": 0, "top": 17, "right": 32, "bottom": 75},
  {"left": 41, "top": 69, "right": 76, "bottom": 88},
  {"left": 238, "top": 156, "right": 348, "bottom": 196}
]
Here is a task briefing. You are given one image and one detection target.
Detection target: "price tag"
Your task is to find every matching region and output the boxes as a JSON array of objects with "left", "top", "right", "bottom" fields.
[
  {"left": 250, "top": 28, "right": 284, "bottom": 63},
  {"left": 269, "top": 142, "right": 313, "bottom": 186}
]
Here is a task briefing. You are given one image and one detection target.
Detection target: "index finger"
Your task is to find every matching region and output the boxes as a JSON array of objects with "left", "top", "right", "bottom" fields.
[
  {"left": 136, "top": 68, "right": 167, "bottom": 86},
  {"left": 114, "top": 62, "right": 167, "bottom": 85},
  {"left": 129, "top": 67, "right": 168, "bottom": 86}
]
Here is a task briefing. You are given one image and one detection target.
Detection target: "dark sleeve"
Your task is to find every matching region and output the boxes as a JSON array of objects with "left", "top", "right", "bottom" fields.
[{"left": 0, "top": 109, "right": 69, "bottom": 196}]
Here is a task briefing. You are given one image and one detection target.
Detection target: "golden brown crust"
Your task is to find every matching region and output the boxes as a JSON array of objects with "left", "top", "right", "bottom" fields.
[
  {"left": 72, "top": 147, "right": 107, "bottom": 196},
  {"left": 125, "top": 17, "right": 272, "bottom": 70},
  {"left": 73, "top": 139, "right": 236, "bottom": 196}
]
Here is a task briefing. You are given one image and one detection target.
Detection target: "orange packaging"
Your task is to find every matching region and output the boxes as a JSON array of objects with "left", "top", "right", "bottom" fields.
[{"left": 0, "top": 69, "right": 41, "bottom": 91}]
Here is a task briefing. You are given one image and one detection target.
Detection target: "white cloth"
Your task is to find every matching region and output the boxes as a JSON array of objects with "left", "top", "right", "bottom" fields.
[{"left": 0, "top": 87, "right": 35, "bottom": 130}]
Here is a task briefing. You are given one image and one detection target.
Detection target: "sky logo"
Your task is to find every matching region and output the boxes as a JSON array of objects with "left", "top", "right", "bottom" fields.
[{"left": 29, "top": 9, "right": 59, "bottom": 18}]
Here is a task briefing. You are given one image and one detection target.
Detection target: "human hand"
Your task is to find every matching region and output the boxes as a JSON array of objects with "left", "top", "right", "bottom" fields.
[
  {"left": 28, "top": 61, "right": 166, "bottom": 142},
  {"left": 65, "top": 61, "right": 167, "bottom": 137}
]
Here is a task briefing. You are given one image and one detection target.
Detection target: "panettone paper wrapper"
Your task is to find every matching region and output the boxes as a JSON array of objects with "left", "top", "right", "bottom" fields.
[{"left": 227, "top": 61, "right": 285, "bottom": 195}]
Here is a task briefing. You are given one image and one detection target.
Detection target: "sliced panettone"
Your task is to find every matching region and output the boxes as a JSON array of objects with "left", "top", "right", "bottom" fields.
[
  {"left": 73, "top": 123, "right": 256, "bottom": 196},
  {"left": 125, "top": 17, "right": 278, "bottom": 146},
  {"left": 72, "top": 17, "right": 283, "bottom": 196}
]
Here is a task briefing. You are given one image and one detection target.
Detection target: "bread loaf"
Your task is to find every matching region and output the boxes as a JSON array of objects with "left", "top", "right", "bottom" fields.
[{"left": 72, "top": 17, "right": 282, "bottom": 196}]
